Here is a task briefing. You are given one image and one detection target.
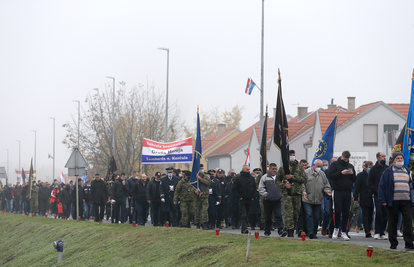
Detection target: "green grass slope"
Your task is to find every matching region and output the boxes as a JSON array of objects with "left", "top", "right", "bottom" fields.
[{"left": 0, "top": 213, "right": 413, "bottom": 266}]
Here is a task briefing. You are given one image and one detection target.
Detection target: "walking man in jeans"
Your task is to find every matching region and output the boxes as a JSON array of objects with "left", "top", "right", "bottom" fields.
[
  {"left": 258, "top": 163, "right": 285, "bottom": 237},
  {"left": 232, "top": 165, "right": 257, "bottom": 234}
]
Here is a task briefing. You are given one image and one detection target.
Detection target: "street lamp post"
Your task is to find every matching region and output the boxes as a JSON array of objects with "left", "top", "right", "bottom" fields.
[
  {"left": 72, "top": 100, "right": 80, "bottom": 221},
  {"left": 49, "top": 118, "right": 55, "bottom": 182},
  {"left": 16, "top": 140, "right": 20, "bottom": 183},
  {"left": 73, "top": 100, "right": 80, "bottom": 149},
  {"left": 158, "top": 47, "right": 169, "bottom": 170},
  {"left": 5, "top": 149, "right": 9, "bottom": 184},
  {"left": 105, "top": 77, "right": 115, "bottom": 155},
  {"left": 259, "top": 0, "right": 265, "bottom": 145},
  {"left": 31, "top": 130, "right": 36, "bottom": 179}
]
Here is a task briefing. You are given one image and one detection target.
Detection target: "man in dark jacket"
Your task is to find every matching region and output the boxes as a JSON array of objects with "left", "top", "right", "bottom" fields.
[
  {"left": 111, "top": 173, "right": 129, "bottom": 223},
  {"left": 378, "top": 151, "right": 414, "bottom": 250},
  {"left": 83, "top": 180, "right": 92, "bottom": 220},
  {"left": 39, "top": 182, "right": 50, "bottom": 216},
  {"left": 71, "top": 178, "right": 84, "bottom": 220},
  {"left": 132, "top": 174, "right": 149, "bottom": 225},
  {"left": 216, "top": 168, "right": 227, "bottom": 229},
  {"left": 159, "top": 167, "right": 179, "bottom": 226},
  {"left": 4, "top": 184, "right": 12, "bottom": 212},
  {"left": 354, "top": 161, "right": 374, "bottom": 238},
  {"left": 326, "top": 150, "right": 357, "bottom": 241},
  {"left": 12, "top": 182, "right": 22, "bottom": 213},
  {"left": 59, "top": 184, "right": 72, "bottom": 219},
  {"left": 367, "top": 152, "right": 388, "bottom": 240},
  {"left": 91, "top": 173, "right": 108, "bottom": 222},
  {"left": 127, "top": 171, "right": 139, "bottom": 223},
  {"left": 233, "top": 165, "right": 257, "bottom": 234},
  {"left": 147, "top": 172, "right": 162, "bottom": 226},
  {"left": 207, "top": 170, "right": 221, "bottom": 229}
]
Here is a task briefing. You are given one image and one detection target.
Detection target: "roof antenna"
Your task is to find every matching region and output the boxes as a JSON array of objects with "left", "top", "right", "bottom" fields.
[{"left": 331, "top": 98, "right": 334, "bottom": 105}]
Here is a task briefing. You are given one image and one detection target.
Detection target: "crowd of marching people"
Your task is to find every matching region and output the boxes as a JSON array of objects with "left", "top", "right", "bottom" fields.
[{"left": 2, "top": 148, "right": 414, "bottom": 249}]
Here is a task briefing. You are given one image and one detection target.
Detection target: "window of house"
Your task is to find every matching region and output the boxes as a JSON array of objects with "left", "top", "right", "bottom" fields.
[
  {"left": 384, "top": 124, "right": 399, "bottom": 146},
  {"left": 363, "top": 124, "right": 378, "bottom": 146}
]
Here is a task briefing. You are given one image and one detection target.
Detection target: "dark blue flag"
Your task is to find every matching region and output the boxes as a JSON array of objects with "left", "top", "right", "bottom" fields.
[
  {"left": 312, "top": 114, "right": 337, "bottom": 166},
  {"left": 403, "top": 74, "right": 414, "bottom": 166},
  {"left": 190, "top": 109, "right": 202, "bottom": 192}
]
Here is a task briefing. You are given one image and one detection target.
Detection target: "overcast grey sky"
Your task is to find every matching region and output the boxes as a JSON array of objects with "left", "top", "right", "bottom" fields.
[{"left": 1, "top": 0, "right": 413, "bottom": 183}]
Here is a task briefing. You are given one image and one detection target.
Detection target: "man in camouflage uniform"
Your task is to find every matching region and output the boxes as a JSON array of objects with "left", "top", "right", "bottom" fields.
[
  {"left": 174, "top": 171, "right": 199, "bottom": 228},
  {"left": 29, "top": 183, "right": 39, "bottom": 216},
  {"left": 193, "top": 164, "right": 211, "bottom": 230},
  {"left": 276, "top": 150, "right": 306, "bottom": 237}
]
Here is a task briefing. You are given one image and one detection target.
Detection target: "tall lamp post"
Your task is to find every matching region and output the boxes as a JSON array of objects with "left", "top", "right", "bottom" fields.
[
  {"left": 105, "top": 77, "right": 115, "bottom": 155},
  {"left": 49, "top": 118, "right": 55, "bottom": 182},
  {"left": 73, "top": 100, "right": 80, "bottom": 149},
  {"left": 31, "top": 130, "right": 36, "bottom": 179},
  {"left": 158, "top": 47, "right": 169, "bottom": 170},
  {"left": 73, "top": 100, "right": 81, "bottom": 221},
  {"left": 5, "top": 149, "right": 9, "bottom": 184},
  {"left": 259, "top": 0, "right": 265, "bottom": 144}
]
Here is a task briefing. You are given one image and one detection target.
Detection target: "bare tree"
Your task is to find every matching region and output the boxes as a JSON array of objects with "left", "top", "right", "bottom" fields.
[{"left": 63, "top": 81, "right": 183, "bottom": 177}]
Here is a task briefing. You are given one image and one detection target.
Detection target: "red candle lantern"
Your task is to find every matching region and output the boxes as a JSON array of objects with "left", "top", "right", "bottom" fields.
[
  {"left": 45, "top": 214, "right": 48, "bottom": 218},
  {"left": 78, "top": 217, "right": 81, "bottom": 222},
  {"left": 216, "top": 228, "right": 220, "bottom": 236},
  {"left": 27, "top": 213, "right": 29, "bottom": 217},
  {"left": 367, "top": 246, "right": 373, "bottom": 257},
  {"left": 301, "top": 232, "right": 306, "bottom": 241},
  {"left": 165, "top": 221, "right": 169, "bottom": 228},
  {"left": 255, "top": 231, "right": 259, "bottom": 239},
  {"left": 32, "top": 214, "right": 34, "bottom": 217},
  {"left": 55, "top": 215, "right": 57, "bottom": 219},
  {"left": 99, "top": 221, "right": 102, "bottom": 224},
  {"left": 133, "top": 222, "right": 136, "bottom": 227}
]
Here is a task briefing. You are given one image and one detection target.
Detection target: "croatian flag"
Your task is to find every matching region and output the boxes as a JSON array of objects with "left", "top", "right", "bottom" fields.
[
  {"left": 245, "top": 148, "right": 250, "bottom": 167},
  {"left": 60, "top": 171, "right": 65, "bottom": 183},
  {"left": 48, "top": 153, "right": 53, "bottom": 159},
  {"left": 245, "top": 78, "right": 255, "bottom": 95}
]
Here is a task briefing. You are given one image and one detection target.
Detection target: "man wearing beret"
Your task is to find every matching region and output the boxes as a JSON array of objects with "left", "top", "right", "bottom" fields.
[
  {"left": 160, "top": 167, "right": 179, "bottom": 226},
  {"left": 378, "top": 151, "right": 414, "bottom": 249},
  {"left": 174, "top": 171, "right": 200, "bottom": 227}
]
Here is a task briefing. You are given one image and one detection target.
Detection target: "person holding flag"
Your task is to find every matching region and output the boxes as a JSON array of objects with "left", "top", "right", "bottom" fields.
[
  {"left": 190, "top": 107, "right": 211, "bottom": 229},
  {"left": 27, "top": 159, "right": 39, "bottom": 216}
]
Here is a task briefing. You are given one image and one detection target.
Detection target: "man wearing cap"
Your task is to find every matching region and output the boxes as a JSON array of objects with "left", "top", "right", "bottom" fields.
[
  {"left": 91, "top": 173, "right": 109, "bottom": 222},
  {"left": 216, "top": 168, "right": 227, "bottom": 228},
  {"left": 147, "top": 172, "right": 162, "bottom": 226},
  {"left": 207, "top": 169, "right": 221, "bottom": 229},
  {"left": 71, "top": 178, "right": 84, "bottom": 220},
  {"left": 276, "top": 150, "right": 306, "bottom": 237},
  {"left": 160, "top": 167, "right": 179, "bottom": 226},
  {"left": 126, "top": 171, "right": 139, "bottom": 224},
  {"left": 174, "top": 171, "right": 200, "bottom": 227},
  {"left": 173, "top": 169, "right": 182, "bottom": 225},
  {"left": 193, "top": 164, "right": 211, "bottom": 230},
  {"left": 367, "top": 152, "right": 388, "bottom": 240},
  {"left": 378, "top": 151, "right": 414, "bottom": 249}
]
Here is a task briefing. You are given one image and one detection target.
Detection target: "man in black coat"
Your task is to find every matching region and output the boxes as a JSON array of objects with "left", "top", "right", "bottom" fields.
[
  {"left": 232, "top": 165, "right": 257, "bottom": 234},
  {"left": 208, "top": 170, "right": 221, "bottom": 229},
  {"left": 367, "top": 152, "right": 388, "bottom": 239},
  {"left": 216, "top": 168, "right": 227, "bottom": 229},
  {"left": 38, "top": 182, "right": 50, "bottom": 216},
  {"left": 132, "top": 174, "right": 149, "bottom": 225},
  {"left": 91, "top": 173, "right": 108, "bottom": 222},
  {"left": 159, "top": 167, "right": 179, "bottom": 226},
  {"left": 111, "top": 173, "right": 129, "bottom": 223},
  {"left": 147, "top": 172, "right": 162, "bottom": 226},
  {"left": 326, "top": 150, "right": 357, "bottom": 240},
  {"left": 59, "top": 184, "right": 72, "bottom": 219},
  {"left": 354, "top": 161, "right": 374, "bottom": 237}
]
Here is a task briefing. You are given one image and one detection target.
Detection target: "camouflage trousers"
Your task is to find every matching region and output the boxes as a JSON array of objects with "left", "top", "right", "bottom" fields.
[
  {"left": 30, "top": 199, "right": 38, "bottom": 214},
  {"left": 194, "top": 197, "right": 209, "bottom": 224},
  {"left": 180, "top": 201, "right": 193, "bottom": 226},
  {"left": 283, "top": 195, "right": 301, "bottom": 230}
]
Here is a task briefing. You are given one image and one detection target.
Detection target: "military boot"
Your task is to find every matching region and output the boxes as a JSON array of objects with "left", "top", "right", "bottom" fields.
[
  {"left": 203, "top": 222, "right": 209, "bottom": 230},
  {"left": 196, "top": 223, "right": 200, "bottom": 229},
  {"left": 287, "top": 230, "right": 294, "bottom": 237}
]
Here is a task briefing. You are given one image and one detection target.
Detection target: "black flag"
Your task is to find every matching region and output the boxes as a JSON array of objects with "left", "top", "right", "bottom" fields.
[
  {"left": 273, "top": 69, "right": 290, "bottom": 175},
  {"left": 389, "top": 124, "right": 406, "bottom": 164},
  {"left": 107, "top": 155, "right": 118, "bottom": 180},
  {"left": 260, "top": 107, "right": 268, "bottom": 174}
]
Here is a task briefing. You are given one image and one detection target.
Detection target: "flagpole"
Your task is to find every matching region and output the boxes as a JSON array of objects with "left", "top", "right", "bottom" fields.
[
  {"left": 259, "top": 0, "right": 265, "bottom": 145},
  {"left": 197, "top": 105, "right": 200, "bottom": 191}
]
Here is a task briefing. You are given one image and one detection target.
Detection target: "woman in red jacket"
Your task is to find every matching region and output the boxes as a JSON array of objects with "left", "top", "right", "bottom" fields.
[{"left": 50, "top": 185, "right": 60, "bottom": 216}]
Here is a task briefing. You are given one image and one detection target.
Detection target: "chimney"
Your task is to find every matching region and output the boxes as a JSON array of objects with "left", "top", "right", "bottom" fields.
[
  {"left": 217, "top": 123, "right": 226, "bottom": 136},
  {"left": 273, "top": 108, "right": 276, "bottom": 119},
  {"left": 327, "top": 98, "right": 336, "bottom": 109},
  {"left": 297, "top": 107, "right": 308, "bottom": 121},
  {"left": 347, "top": 97, "right": 355, "bottom": 112}
]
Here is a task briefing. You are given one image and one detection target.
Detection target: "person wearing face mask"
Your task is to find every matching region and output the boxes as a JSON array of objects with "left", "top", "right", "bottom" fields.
[
  {"left": 173, "top": 169, "right": 182, "bottom": 225},
  {"left": 354, "top": 161, "right": 374, "bottom": 237},
  {"left": 207, "top": 169, "right": 221, "bottom": 229},
  {"left": 159, "top": 167, "right": 179, "bottom": 226},
  {"left": 302, "top": 159, "right": 332, "bottom": 239},
  {"left": 111, "top": 173, "right": 129, "bottom": 224},
  {"left": 132, "top": 174, "right": 149, "bottom": 225},
  {"left": 147, "top": 172, "right": 162, "bottom": 226},
  {"left": 276, "top": 150, "right": 306, "bottom": 237},
  {"left": 193, "top": 164, "right": 211, "bottom": 230},
  {"left": 367, "top": 152, "right": 388, "bottom": 240},
  {"left": 378, "top": 151, "right": 414, "bottom": 250},
  {"left": 173, "top": 171, "right": 200, "bottom": 228},
  {"left": 83, "top": 181, "right": 92, "bottom": 221},
  {"left": 326, "top": 150, "right": 357, "bottom": 241}
]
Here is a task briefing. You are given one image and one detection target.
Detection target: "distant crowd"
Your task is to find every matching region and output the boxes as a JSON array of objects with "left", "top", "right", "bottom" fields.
[{"left": 2, "top": 149, "right": 414, "bottom": 249}]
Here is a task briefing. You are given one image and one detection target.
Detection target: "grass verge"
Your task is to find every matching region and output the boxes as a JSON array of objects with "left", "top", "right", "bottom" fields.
[{"left": 0, "top": 213, "right": 413, "bottom": 266}]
